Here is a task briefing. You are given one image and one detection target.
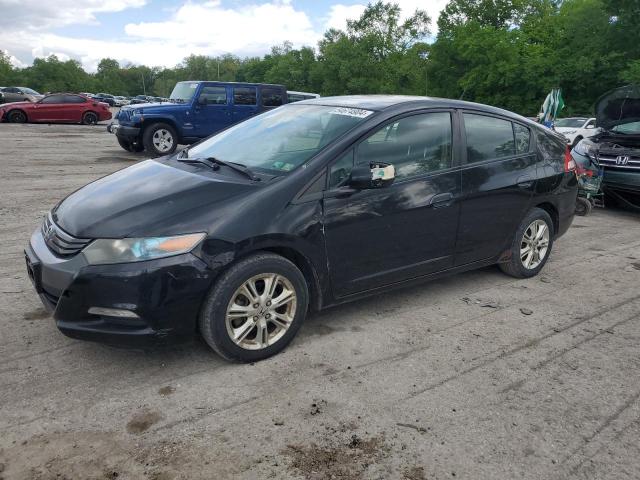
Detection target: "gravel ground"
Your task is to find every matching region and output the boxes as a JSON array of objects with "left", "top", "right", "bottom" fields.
[{"left": 1, "top": 122, "right": 639, "bottom": 480}]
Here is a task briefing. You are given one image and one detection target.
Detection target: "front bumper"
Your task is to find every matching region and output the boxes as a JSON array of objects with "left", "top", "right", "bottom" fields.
[
  {"left": 108, "top": 123, "right": 140, "bottom": 140},
  {"left": 25, "top": 227, "right": 216, "bottom": 347}
]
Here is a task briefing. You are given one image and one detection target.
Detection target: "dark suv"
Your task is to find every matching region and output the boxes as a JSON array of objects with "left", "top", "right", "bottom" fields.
[
  {"left": 25, "top": 96, "right": 577, "bottom": 362},
  {"left": 571, "top": 85, "right": 640, "bottom": 210},
  {"left": 109, "top": 81, "right": 287, "bottom": 156}
]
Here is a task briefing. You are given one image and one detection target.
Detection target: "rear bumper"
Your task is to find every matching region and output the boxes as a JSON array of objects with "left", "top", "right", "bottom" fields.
[{"left": 25, "top": 226, "right": 216, "bottom": 348}]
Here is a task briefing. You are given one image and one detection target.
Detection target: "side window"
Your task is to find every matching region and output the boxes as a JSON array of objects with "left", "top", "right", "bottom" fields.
[
  {"left": 64, "top": 95, "right": 86, "bottom": 104},
  {"left": 233, "top": 87, "right": 257, "bottom": 105},
  {"left": 464, "top": 113, "right": 515, "bottom": 162},
  {"left": 513, "top": 123, "right": 531, "bottom": 154},
  {"left": 198, "top": 86, "right": 227, "bottom": 105},
  {"left": 328, "top": 149, "right": 354, "bottom": 188},
  {"left": 5, "top": 87, "right": 18, "bottom": 93},
  {"left": 41, "top": 95, "right": 65, "bottom": 104},
  {"left": 356, "top": 112, "right": 453, "bottom": 180},
  {"left": 262, "top": 87, "right": 283, "bottom": 107}
]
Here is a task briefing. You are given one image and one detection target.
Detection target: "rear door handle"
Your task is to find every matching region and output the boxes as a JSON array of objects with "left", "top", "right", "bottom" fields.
[
  {"left": 517, "top": 175, "right": 534, "bottom": 188},
  {"left": 429, "top": 192, "right": 454, "bottom": 208}
]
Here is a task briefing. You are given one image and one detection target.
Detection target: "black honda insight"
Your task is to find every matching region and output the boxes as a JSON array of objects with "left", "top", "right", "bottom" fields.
[{"left": 25, "top": 96, "right": 577, "bottom": 362}]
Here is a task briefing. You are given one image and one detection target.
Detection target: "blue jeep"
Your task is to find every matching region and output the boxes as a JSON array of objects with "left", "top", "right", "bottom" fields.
[{"left": 109, "top": 81, "right": 287, "bottom": 156}]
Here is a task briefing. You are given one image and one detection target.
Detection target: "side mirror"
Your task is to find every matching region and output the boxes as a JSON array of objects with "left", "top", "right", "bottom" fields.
[
  {"left": 349, "top": 162, "right": 396, "bottom": 189},
  {"left": 585, "top": 124, "right": 595, "bottom": 129}
]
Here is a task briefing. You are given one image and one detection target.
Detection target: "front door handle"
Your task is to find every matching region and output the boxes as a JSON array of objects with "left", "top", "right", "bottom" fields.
[{"left": 429, "top": 192, "right": 454, "bottom": 208}]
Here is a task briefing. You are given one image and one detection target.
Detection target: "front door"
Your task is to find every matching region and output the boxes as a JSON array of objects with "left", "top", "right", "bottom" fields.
[
  {"left": 455, "top": 112, "right": 537, "bottom": 265},
  {"left": 323, "top": 111, "right": 462, "bottom": 297},
  {"left": 191, "top": 85, "right": 230, "bottom": 137},
  {"left": 29, "top": 94, "right": 67, "bottom": 122}
]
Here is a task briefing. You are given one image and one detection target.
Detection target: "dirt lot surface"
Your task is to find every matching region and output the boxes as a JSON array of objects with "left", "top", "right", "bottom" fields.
[{"left": 1, "top": 122, "right": 640, "bottom": 480}]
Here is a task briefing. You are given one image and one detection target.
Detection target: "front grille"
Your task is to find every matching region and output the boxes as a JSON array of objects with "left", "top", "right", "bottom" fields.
[
  {"left": 597, "top": 153, "right": 640, "bottom": 170},
  {"left": 42, "top": 214, "right": 92, "bottom": 258}
]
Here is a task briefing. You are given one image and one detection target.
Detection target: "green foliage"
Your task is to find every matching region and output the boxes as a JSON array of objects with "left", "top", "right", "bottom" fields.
[{"left": 1, "top": 0, "right": 638, "bottom": 116}]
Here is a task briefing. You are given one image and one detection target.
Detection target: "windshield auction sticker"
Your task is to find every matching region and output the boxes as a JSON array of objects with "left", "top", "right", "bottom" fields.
[{"left": 328, "top": 107, "right": 374, "bottom": 118}]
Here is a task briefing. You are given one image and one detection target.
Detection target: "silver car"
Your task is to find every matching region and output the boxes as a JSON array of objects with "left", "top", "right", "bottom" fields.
[{"left": 1, "top": 87, "right": 43, "bottom": 103}]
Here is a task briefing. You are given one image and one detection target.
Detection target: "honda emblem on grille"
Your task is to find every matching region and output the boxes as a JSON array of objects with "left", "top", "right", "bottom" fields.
[{"left": 615, "top": 155, "right": 630, "bottom": 166}]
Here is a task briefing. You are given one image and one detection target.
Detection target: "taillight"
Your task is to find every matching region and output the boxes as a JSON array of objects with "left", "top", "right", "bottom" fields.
[{"left": 564, "top": 147, "right": 576, "bottom": 172}]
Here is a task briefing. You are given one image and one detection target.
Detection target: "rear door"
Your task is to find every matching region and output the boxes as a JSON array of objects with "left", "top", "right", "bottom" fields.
[
  {"left": 231, "top": 86, "right": 259, "bottom": 124},
  {"left": 192, "top": 85, "right": 230, "bottom": 137},
  {"left": 63, "top": 94, "right": 88, "bottom": 122},
  {"left": 455, "top": 112, "right": 536, "bottom": 265},
  {"left": 323, "top": 110, "right": 462, "bottom": 296}
]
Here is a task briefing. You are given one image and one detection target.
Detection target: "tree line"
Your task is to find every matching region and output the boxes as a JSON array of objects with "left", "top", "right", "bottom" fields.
[{"left": 0, "top": 0, "right": 638, "bottom": 116}]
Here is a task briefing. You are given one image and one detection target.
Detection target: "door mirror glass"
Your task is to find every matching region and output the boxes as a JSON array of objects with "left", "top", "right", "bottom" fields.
[
  {"left": 585, "top": 124, "right": 595, "bottom": 129},
  {"left": 349, "top": 163, "right": 395, "bottom": 189}
]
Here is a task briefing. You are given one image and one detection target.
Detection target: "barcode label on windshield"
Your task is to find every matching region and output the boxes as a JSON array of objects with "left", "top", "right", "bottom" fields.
[{"left": 328, "top": 107, "right": 373, "bottom": 118}]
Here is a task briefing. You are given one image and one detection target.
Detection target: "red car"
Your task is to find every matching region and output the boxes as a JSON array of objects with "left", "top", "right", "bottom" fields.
[{"left": 0, "top": 93, "right": 112, "bottom": 125}]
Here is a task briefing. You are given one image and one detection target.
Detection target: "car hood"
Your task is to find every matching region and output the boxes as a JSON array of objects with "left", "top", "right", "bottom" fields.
[
  {"left": 595, "top": 84, "right": 640, "bottom": 130},
  {"left": 554, "top": 127, "right": 577, "bottom": 133},
  {"left": 0, "top": 101, "right": 33, "bottom": 108},
  {"left": 52, "top": 159, "right": 257, "bottom": 239}
]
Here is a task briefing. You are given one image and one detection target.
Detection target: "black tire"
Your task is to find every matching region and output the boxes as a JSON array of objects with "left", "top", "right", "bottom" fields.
[
  {"left": 142, "top": 122, "right": 178, "bottom": 157},
  {"left": 571, "top": 136, "right": 583, "bottom": 150},
  {"left": 8, "top": 110, "right": 27, "bottom": 123},
  {"left": 199, "top": 252, "right": 309, "bottom": 362},
  {"left": 82, "top": 111, "right": 98, "bottom": 125},
  {"left": 117, "top": 136, "right": 144, "bottom": 153},
  {"left": 575, "top": 197, "right": 592, "bottom": 216},
  {"left": 499, "top": 208, "right": 555, "bottom": 279}
]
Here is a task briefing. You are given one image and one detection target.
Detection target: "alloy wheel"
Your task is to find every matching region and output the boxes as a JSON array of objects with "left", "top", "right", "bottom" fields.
[
  {"left": 520, "top": 219, "right": 550, "bottom": 269},
  {"left": 152, "top": 128, "right": 174, "bottom": 153},
  {"left": 225, "top": 273, "right": 297, "bottom": 350}
]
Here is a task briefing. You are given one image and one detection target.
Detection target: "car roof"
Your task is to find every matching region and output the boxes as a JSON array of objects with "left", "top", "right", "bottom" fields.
[
  {"left": 296, "top": 95, "right": 537, "bottom": 125},
  {"left": 177, "top": 80, "right": 284, "bottom": 88}
]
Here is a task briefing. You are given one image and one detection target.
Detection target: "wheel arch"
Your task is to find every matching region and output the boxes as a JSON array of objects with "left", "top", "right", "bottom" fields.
[{"left": 533, "top": 201, "right": 559, "bottom": 236}]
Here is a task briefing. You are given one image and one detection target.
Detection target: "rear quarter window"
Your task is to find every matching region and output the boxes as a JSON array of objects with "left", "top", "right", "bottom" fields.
[
  {"left": 261, "top": 87, "right": 283, "bottom": 107},
  {"left": 513, "top": 123, "right": 531, "bottom": 154}
]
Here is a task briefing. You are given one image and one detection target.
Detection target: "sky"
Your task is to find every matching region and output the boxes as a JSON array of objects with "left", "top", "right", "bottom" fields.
[{"left": 0, "top": 0, "right": 447, "bottom": 72}]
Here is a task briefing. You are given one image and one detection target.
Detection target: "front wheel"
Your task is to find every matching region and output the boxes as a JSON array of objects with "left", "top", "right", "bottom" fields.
[
  {"left": 199, "top": 253, "right": 309, "bottom": 362},
  {"left": 117, "top": 136, "right": 144, "bottom": 153},
  {"left": 8, "top": 110, "right": 27, "bottom": 123},
  {"left": 499, "top": 208, "right": 554, "bottom": 278},
  {"left": 142, "top": 122, "right": 178, "bottom": 157},
  {"left": 575, "top": 197, "right": 592, "bottom": 216}
]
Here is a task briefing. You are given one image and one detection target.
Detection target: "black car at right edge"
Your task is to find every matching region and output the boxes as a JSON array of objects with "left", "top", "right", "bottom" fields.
[
  {"left": 25, "top": 95, "right": 577, "bottom": 362},
  {"left": 571, "top": 85, "right": 640, "bottom": 211}
]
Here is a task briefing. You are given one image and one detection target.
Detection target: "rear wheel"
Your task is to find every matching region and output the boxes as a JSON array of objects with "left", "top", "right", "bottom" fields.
[
  {"left": 142, "top": 122, "right": 178, "bottom": 157},
  {"left": 199, "top": 252, "right": 309, "bottom": 362},
  {"left": 82, "top": 111, "right": 98, "bottom": 125},
  {"left": 499, "top": 208, "right": 554, "bottom": 278},
  {"left": 8, "top": 110, "right": 26, "bottom": 123}
]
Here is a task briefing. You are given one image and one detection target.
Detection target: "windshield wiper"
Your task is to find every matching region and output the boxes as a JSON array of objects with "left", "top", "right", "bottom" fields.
[{"left": 177, "top": 156, "right": 259, "bottom": 181}]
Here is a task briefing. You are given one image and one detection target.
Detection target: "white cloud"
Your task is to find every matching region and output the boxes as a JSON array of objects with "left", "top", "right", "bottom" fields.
[
  {"left": 0, "top": 0, "right": 448, "bottom": 72},
  {"left": 324, "top": 1, "right": 448, "bottom": 35},
  {"left": 0, "top": 0, "right": 146, "bottom": 30}
]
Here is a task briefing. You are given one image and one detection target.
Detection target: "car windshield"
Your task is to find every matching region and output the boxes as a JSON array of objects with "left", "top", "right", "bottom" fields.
[
  {"left": 611, "top": 121, "right": 640, "bottom": 134},
  {"left": 555, "top": 118, "right": 587, "bottom": 128},
  {"left": 170, "top": 82, "right": 199, "bottom": 102},
  {"left": 187, "top": 104, "right": 374, "bottom": 175},
  {"left": 22, "top": 88, "right": 40, "bottom": 95}
]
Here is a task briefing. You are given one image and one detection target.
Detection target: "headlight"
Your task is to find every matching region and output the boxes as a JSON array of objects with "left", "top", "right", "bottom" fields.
[
  {"left": 83, "top": 233, "right": 206, "bottom": 265},
  {"left": 573, "top": 138, "right": 597, "bottom": 157}
]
